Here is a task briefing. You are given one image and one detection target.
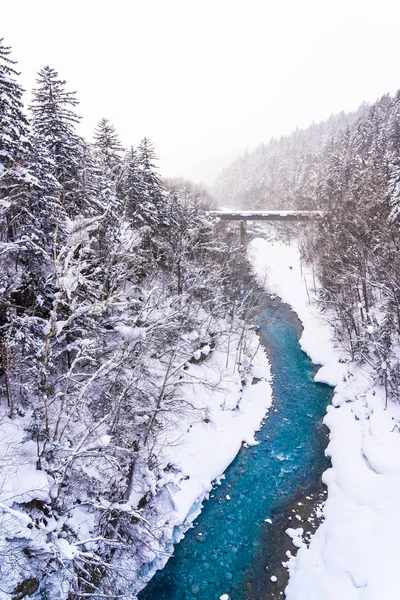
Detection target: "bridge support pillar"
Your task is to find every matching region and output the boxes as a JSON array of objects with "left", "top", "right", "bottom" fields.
[{"left": 240, "top": 220, "right": 247, "bottom": 246}]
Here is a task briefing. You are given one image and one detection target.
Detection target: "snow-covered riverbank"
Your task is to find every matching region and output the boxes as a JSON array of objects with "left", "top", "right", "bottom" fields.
[
  {"left": 248, "top": 238, "right": 400, "bottom": 600},
  {"left": 134, "top": 326, "right": 274, "bottom": 592},
  {"left": 0, "top": 321, "right": 274, "bottom": 599},
  {"left": 3, "top": 236, "right": 399, "bottom": 600}
]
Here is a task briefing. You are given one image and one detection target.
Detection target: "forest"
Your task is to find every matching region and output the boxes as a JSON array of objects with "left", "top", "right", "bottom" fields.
[
  {"left": 216, "top": 95, "right": 400, "bottom": 403},
  {"left": 0, "top": 38, "right": 258, "bottom": 598},
  {"left": 1, "top": 28, "right": 400, "bottom": 600}
]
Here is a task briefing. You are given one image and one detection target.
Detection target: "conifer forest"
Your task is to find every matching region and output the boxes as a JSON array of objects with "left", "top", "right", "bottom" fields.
[
  {"left": 0, "top": 38, "right": 249, "bottom": 598},
  {"left": 1, "top": 25, "right": 400, "bottom": 600},
  {"left": 216, "top": 99, "right": 400, "bottom": 399}
]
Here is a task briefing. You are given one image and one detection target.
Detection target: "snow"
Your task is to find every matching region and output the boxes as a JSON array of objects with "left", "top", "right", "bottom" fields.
[
  {"left": 248, "top": 238, "right": 400, "bottom": 600},
  {"left": 3, "top": 230, "right": 396, "bottom": 598},
  {"left": 3, "top": 469, "right": 50, "bottom": 505},
  {"left": 55, "top": 538, "right": 79, "bottom": 560},
  {"left": 286, "top": 527, "right": 305, "bottom": 549},
  {"left": 0, "top": 421, "right": 51, "bottom": 508},
  {"left": 201, "top": 344, "right": 211, "bottom": 356},
  {"left": 96, "top": 434, "right": 111, "bottom": 448},
  {"left": 157, "top": 337, "right": 273, "bottom": 526},
  {"left": 135, "top": 323, "right": 274, "bottom": 589},
  {"left": 65, "top": 505, "right": 97, "bottom": 542},
  {"left": 114, "top": 325, "right": 146, "bottom": 341},
  {"left": 0, "top": 415, "right": 57, "bottom": 593},
  {"left": 248, "top": 239, "right": 340, "bottom": 370}
]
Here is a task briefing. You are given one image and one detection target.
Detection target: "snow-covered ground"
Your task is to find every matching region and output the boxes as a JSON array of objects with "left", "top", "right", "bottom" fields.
[
  {"left": 156, "top": 340, "right": 273, "bottom": 527},
  {"left": 3, "top": 237, "right": 399, "bottom": 599},
  {"left": 134, "top": 326, "right": 274, "bottom": 591},
  {"left": 248, "top": 238, "right": 400, "bottom": 600},
  {"left": 0, "top": 316, "right": 273, "bottom": 598}
]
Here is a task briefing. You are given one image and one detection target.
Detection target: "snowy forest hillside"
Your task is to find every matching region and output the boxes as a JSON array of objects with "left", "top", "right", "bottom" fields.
[
  {"left": 2, "top": 26, "right": 400, "bottom": 599},
  {"left": 0, "top": 38, "right": 269, "bottom": 599},
  {"left": 216, "top": 94, "right": 400, "bottom": 405},
  {"left": 214, "top": 108, "right": 367, "bottom": 210}
]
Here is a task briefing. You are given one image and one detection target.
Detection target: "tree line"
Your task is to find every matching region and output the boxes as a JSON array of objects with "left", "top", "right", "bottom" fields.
[
  {"left": 0, "top": 38, "right": 246, "bottom": 598},
  {"left": 217, "top": 93, "right": 400, "bottom": 402}
]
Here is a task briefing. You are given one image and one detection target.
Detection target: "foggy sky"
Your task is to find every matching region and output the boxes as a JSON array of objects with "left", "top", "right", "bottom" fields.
[{"left": 3, "top": 0, "right": 400, "bottom": 184}]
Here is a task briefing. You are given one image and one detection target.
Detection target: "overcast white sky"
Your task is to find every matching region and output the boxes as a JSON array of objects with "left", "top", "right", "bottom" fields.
[{"left": 3, "top": 0, "right": 400, "bottom": 183}]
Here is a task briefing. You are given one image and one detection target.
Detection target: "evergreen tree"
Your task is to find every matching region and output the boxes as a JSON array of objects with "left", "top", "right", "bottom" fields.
[
  {"left": 0, "top": 40, "right": 261, "bottom": 599},
  {"left": 122, "top": 145, "right": 144, "bottom": 217},
  {"left": 387, "top": 90, "right": 400, "bottom": 224},
  {"left": 91, "top": 118, "right": 125, "bottom": 219},
  {"left": 30, "top": 66, "right": 82, "bottom": 191},
  {"left": 93, "top": 117, "right": 124, "bottom": 169},
  {"left": 136, "top": 137, "right": 164, "bottom": 227},
  {"left": 0, "top": 38, "right": 30, "bottom": 170},
  {"left": 0, "top": 40, "right": 48, "bottom": 418},
  {"left": 0, "top": 38, "right": 33, "bottom": 241}
]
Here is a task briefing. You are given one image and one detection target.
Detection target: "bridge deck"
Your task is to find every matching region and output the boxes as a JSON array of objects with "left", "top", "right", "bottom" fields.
[{"left": 209, "top": 210, "right": 323, "bottom": 221}]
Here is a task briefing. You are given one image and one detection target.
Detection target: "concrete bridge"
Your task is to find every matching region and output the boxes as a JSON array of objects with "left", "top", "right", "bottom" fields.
[{"left": 209, "top": 209, "right": 324, "bottom": 244}]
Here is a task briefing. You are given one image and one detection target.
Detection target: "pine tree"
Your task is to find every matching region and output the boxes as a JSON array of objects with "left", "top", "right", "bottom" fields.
[
  {"left": 0, "top": 38, "right": 33, "bottom": 241},
  {"left": 136, "top": 137, "right": 164, "bottom": 227},
  {"left": 30, "top": 66, "right": 82, "bottom": 191},
  {"left": 0, "top": 39, "right": 46, "bottom": 417},
  {"left": 91, "top": 118, "right": 125, "bottom": 219},
  {"left": 387, "top": 90, "right": 400, "bottom": 224},
  {"left": 0, "top": 39, "right": 30, "bottom": 169},
  {"left": 93, "top": 118, "right": 124, "bottom": 169},
  {"left": 138, "top": 137, "right": 162, "bottom": 191},
  {"left": 122, "top": 146, "right": 144, "bottom": 217}
]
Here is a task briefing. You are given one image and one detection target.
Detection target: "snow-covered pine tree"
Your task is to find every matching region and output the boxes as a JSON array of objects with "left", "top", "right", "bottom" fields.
[
  {"left": 122, "top": 145, "right": 145, "bottom": 218},
  {"left": 0, "top": 37, "right": 32, "bottom": 241},
  {"left": 136, "top": 136, "right": 165, "bottom": 227},
  {"left": 0, "top": 39, "right": 41, "bottom": 417},
  {"left": 387, "top": 90, "right": 400, "bottom": 225},
  {"left": 91, "top": 118, "right": 125, "bottom": 218},
  {"left": 87, "top": 121, "right": 127, "bottom": 271},
  {"left": 93, "top": 117, "right": 124, "bottom": 169},
  {"left": 30, "top": 66, "right": 82, "bottom": 208},
  {"left": 0, "top": 39, "right": 30, "bottom": 164},
  {"left": 73, "top": 140, "right": 101, "bottom": 215}
]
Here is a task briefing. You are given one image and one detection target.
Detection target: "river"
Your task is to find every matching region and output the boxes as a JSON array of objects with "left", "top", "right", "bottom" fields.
[{"left": 138, "top": 289, "right": 333, "bottom": 600}]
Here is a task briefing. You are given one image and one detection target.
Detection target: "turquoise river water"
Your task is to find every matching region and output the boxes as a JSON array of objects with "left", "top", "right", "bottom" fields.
[{"left": 138, "top": 291, "right": 333, "bottom": 600}]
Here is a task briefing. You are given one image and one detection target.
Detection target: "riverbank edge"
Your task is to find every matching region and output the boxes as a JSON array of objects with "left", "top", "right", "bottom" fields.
[
  {"left": 133, "top": 317, "right": 275, "bottom": 596},
  {"left": 248, "top": 238, "right": 400, "bottom": 600}
]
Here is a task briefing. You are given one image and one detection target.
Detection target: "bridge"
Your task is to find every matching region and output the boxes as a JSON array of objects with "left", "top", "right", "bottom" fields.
[{"left": 208, "top": 209, "right": 324, "bottom": 244}]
